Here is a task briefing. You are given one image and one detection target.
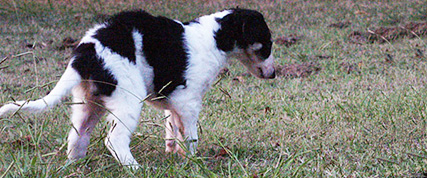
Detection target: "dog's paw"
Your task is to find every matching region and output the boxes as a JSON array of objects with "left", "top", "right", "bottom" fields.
[
  {"left": 165, "top": 140, "right": 176, "bottom": 153},
  {"left": 125, "top": 163, "right": 141, "bottom": 171}
]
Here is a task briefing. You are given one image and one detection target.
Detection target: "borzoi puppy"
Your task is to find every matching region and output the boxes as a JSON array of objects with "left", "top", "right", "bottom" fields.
[{"left": 0, "top": 8, "right": 275, "bottom": 168}]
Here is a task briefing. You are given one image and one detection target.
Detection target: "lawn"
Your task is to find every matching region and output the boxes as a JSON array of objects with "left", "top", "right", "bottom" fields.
[{"left": 1, "top": 0, "right": 427, "bottom": 177}]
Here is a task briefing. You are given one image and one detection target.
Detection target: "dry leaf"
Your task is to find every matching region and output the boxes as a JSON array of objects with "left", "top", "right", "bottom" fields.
[
  {"left": 61, "top": 37, "right": 79, "bottom": 49},
  {"left": 355, "top": 10, "right": 368, "bottom": 15},
  {"left": 264, "top": 106, "right": 271, "bottom": 114},
  {"left": 276, "top": 62, "right": 321, "bottom": 78},
  {"left": 232, "top": 76, "right": 245, "bottom": 83},
  {"left": 328, "top": 21, "right": 351, "bottom": 29},
  {"left": 275, "top": 35, "right": 301, "bottom": 47}
]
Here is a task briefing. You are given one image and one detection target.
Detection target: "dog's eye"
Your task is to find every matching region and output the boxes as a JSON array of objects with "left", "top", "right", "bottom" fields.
[
  {"left": 249, "top": 43, "right": 263, "bottom": 51},
  {"left": 257, "top": 41, "right": 272, "bottom": 59}
]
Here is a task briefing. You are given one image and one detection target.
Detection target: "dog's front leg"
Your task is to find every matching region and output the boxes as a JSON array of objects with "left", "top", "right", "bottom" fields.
[
  {"left": 181, "top": 114, "right": 198, "bottom": 155},
  {"left": 175, "top": 106, "right": 200, "bottom": 155}
]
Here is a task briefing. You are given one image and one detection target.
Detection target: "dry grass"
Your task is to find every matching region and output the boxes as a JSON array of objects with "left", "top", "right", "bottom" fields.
[{"left": 1, "top": 0, "right": 427, "bottom": 177}]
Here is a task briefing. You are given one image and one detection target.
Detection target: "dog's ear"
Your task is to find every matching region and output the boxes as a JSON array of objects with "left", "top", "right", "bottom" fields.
[
  {"left": 240, "top": 12, "right": 270, "bottom": 47},
  {"left": 215, "top": 13, "right": 240, "bottom": 52},
  {"left": 239, "top": 10, "right": 272, "bottom": 58}
]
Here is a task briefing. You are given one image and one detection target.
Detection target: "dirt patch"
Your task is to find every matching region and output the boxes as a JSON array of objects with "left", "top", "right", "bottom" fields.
[
  {"left": 328, "top": 21, "right": 351, "bottom": 29},
  {"left": 276, "top": 62, "right": 321, "bottom": 78},
  {"left": 367, "top": 26, "right": 407, "bottom": 43},
  {"left": 349, "top": 21, "right": 427, "bottom": 44},
  {"left": 275, "top": 35, "right": 302, "bottom": 47},
  {"left": 60, "top": 37, "right": 79, "bottom": 49},
  {"left": 403, "top": 22, "right": 427, "bottom": 38}
]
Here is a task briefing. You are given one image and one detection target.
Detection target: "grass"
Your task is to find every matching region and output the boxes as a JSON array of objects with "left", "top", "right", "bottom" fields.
[{"left": 1, "top": 0, "right": 427, "bottom": 177}]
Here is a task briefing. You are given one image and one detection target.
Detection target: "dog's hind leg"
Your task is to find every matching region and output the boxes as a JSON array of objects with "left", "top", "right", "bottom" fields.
[
  {"left": 103, "top": 91, "right": 142, "bottom": 168},
  {"left": 166, "top": 102, "right": 201, "bottom": 155},
  {"left": 67, "top": 83, "right": 105, "bottom": 161}
]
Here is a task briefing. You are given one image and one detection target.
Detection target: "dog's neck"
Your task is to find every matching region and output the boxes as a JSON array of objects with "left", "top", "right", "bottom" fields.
[
  {"left": 179, "top": 10, "right": 238, "bottom": 92},
  {"left": 183, "top": 10, "right": 234, "bottom": 68}
]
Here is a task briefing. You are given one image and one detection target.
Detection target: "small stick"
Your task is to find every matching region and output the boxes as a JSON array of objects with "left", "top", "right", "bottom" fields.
[{"left": 0, "top": 56, "right": 8, "bottom": 65}]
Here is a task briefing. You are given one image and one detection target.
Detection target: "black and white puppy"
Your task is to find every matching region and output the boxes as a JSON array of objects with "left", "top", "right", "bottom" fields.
[{"left": 0, "top": 8, "right": 275, "bottom": 168}]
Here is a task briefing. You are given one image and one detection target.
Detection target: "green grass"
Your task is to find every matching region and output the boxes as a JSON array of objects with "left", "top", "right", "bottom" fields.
[{"left": 1, "top": 0, "right": 427, "bottom": 177}]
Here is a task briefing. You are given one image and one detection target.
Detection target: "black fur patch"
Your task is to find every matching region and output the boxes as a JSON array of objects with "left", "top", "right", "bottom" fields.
[
  {"left": 94, "top": 15, "right": 137, "bottom": 64},
  {"left": 140, "top": 14, "right": 188, "bottom": 97},
  {"left": 93, "top": 10, "right": 188, "bottom": 97},
  {"left": 71, "top": 43, "right": 118, "bottom": 96},
  {"left": 215, "top": 9, "right": 272, "bottom": 59}
]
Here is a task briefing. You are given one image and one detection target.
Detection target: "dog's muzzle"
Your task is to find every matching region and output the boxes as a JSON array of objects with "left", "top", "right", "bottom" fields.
[{"left": 259, "top": 55, "right": 276, "bottom": 79}]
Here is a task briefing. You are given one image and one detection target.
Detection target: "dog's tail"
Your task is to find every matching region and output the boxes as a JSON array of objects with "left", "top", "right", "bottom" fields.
[{"left": 0, "top": 64, "right": 81, "bottom": 116}]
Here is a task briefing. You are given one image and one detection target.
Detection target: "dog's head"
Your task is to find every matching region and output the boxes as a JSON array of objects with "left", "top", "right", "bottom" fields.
[{"left": 215, "top": 8, "right": 275, "bottom": 79}]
